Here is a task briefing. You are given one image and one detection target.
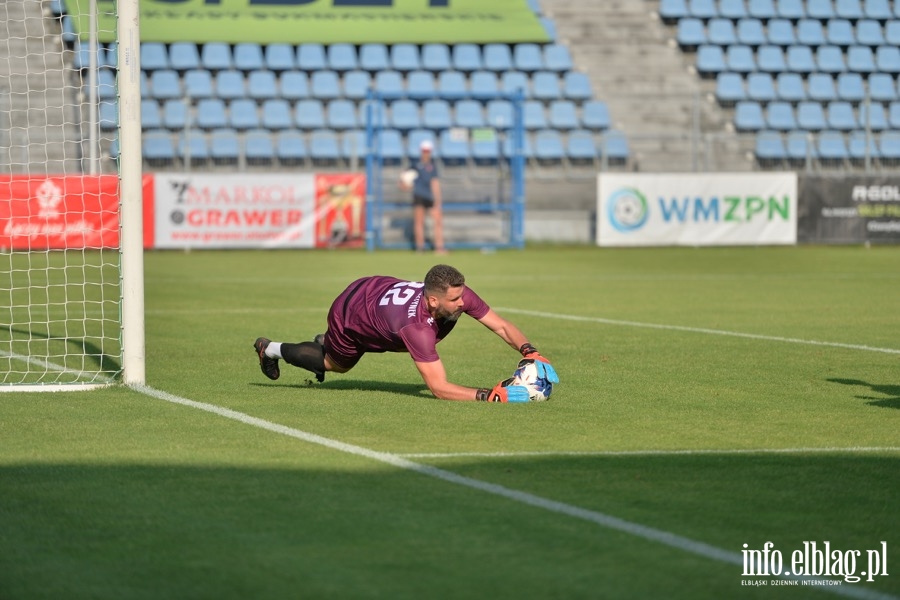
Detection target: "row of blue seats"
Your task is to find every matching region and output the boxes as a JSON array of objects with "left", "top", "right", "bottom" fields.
[
  {"left": 754, "top": 129, "right": 900, "bottom": 162},
  {"left": 139, "top": 128, "right": 630, "bottom": 166},
  {"left": 696, "top": 43, "right": 900, "bottom": 75},
  {"left": 133, "top": 41, "right": 573, "bottom": 75},
  {"left": 135, "top": 68, "right": 595, "bottom": 103},
  {"left": 661, "top": 0, "right": 897, "bottom": 23},
  {"left": 110, "top": 98, "right": 612, "bottom": 133},
  {"left": 677, "top": 16, "right": 900, "bottom": 47},
  {"left": 734, "top": 99, "right": 900, "bottom": 130},
  {"left": 716, "top": 71, "right": 900, "bottom": 104}
]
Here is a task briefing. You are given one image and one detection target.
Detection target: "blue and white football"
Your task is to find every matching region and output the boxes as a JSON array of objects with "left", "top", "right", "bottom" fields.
[{"left": 512, "top": 359, "right": 553, "bottom": 402}]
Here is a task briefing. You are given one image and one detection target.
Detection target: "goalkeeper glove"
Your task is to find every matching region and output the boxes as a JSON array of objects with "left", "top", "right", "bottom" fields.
[
  {"left": 477, "top": 378, "right": 530, "bottom": 403},
  {"left": 519, "top": 343, "right": 559, "bottom": 384}
]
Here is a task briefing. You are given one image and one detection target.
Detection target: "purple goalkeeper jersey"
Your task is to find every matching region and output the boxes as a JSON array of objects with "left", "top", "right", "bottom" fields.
[{"left": 329, "top": 275, "right": 490, "bottom": 363}]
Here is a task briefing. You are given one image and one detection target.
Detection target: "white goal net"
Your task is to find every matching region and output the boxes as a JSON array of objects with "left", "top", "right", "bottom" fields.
[{"left": 1, "top": 0, "right": 144, "bottom": 390}]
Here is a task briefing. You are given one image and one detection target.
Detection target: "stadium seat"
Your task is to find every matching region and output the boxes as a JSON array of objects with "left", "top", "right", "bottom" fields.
[
  {"left": 470, "top": 71, "right": 499, "bottom": 101},
  {"left": 816, "top": 45, "right": 846, "bottom": 74},
  {"left": 201, "top": 42, "right": 232, "bottom": 71},
  {"left": 196, "top": 98, "right": 228, "bottom": 130},
  {"left": 183, "top": 69, "right": 214, "bottom": 100},
  {"left": 786, "top": 45, "right": 815, "bottom": 74},
  {"left": 875, "top": 46, "right": 900, "bottom": 74},
  {"left": 143, "top": 129, "right": 176, "bottom": 165},
  {"left": 327, "top": 99, "right": 358, "bottom": 130},
  {"left": 797, "top": 19, "right": 825, "bottom": 46},
  {"left": 847, "top": 130, "right": 879, "bottom": 163},
  {"left": 437, "top": 71, "right": 467, "bottom": 100},
  {"left": 374, "top": 70, "right": 404, "bottom": 98},
  {"left": 471, "top": 134, "right": 500, "bottom": 165},
  {"left": 96, "top": 69, "right": 116, "bottom": 99},
  {"left": 726, "top": 45, "right": 756, "bottom": 73},
  {"left": 766, "top": 19, "right": 796, "bottom": 46},
  {"left": 868, "top": 73, "right": 898, "bottom": 102},
  {"left": 162, "top": 99, "right": 188, "bottom": 130},
  {"left": 747, "top": 73, "right": 776, "bottom": 102},
  {"left": 734, "top": 101, "right": 765, "bottom": 131},
  {"left": 141, "top": 42, "right": 168, "bottom": 70},
  {"left": 209, "top": 128, "right": 241, "bottom": 164},
  {"left": 423, "top": 99, "right": 453, "bottom": 130},
  {"left": 341, "top": 130, "right": 367, "bottom": 164},
  {"left": 169, "top": 42, "right": 200, "bottom": 72},
  {"left": 748, "top": 0, "right": 777, "bottom": 20},
  {"left": 689, "top": 0, "right": 717, "bottom": 19},
  {"left": 817, "top": 130, "right": 849, "bottom": 163},
  {"left": 836, "top": 0, "right": 863, "bottom": 20},
  {"left": 276, "top": 130, "right": 308, "bottom": 165},
  {"left": 786, "top": 130, "right": 816, "bottom": 164},
  {"left": 767, "top": 101, "right": 797, "bottom": 130},
  {"left": 141, "top": 99, "right": 162, "bottom": 130},
  {"left": 776, "top": 0, "right": 806, "bottom": 21},
  {"left": 581, "top": 100, "right": 611, "bottom": 131},
  {"left": 827, "top": 101, "right": 858, "bottom": 130},
  {"left": 776, "top": 72, "right": 807, "bottom": 102},
  {"left": 454, "top": 99, "right": 485, "bottom": 128},
  {"left": 102, "top": 42, "right": 118, "bottom": 69},
  {"left": 295, "top": 99, "right": 326, "bottom": 130},
  {"left": 532, "top": 72, "right": 561, "bottom": 102},
  {"left": 513, "top": 43, "right": 544, "bottom": 72},
  {"left": 523, "top": 100, "right": 548, "bottom": 129},
  {"left": 797, "top": 101, "right": 827, "bottom": 130},
  {"left": 808, "top": 0, "right": 835, "bottom": 20},
  {"left": 234, "top": 43, "right": 264, "bottom": 71},
  {"left": 328, "top": 43, "right": 358, "bottom": 72},
  {"left": 863, "top": 0, "right": 891, "bottom": 19},
  {"left": 566, "top": 129, "right": 597, "bottom": 165},
  {"left": 501, "top": 71, "right": 530, "bottom": 97},
  {"left": 562, "top": 71, "right": 592, "bottom": 101},
  {"left": 360, "top": 43, "right": 390, "bottom": 72},
  {"left": 659, "top": 0, "right": 689, "bottom": 24},
  {"left": 879, "top": 131, "right": 900, "bottom": 163},
  {"left": 247, "top": 70, "right": 278, "bottom": 102},
  {"left": 229, "top": 98, "right": 260, "bottom": 130},
  {"left": 389, "top": 99, "right": 421, "bottom": 131},
  {"left": 484, "top": 44, "right": 513, "bottom": 72},
  {"left": 98, "top": 100, "right": 117, "bottom": 130},
  {"left": 150, "top": 69, "right": 181, "bottom": 100},
  {"left": 212, "top": 70, "right": 243, "bottom": 101},
  {"left": 847, "top": 45, "right": 876, "bottom": 73},
  {"left": 696, "top": 45, "right": 726, "bottom": 77},
  {"left": 265, "top": 43, "right": 295, "bottom": 71},
  {"left": 858, "top": 102, "right": 888, "bottom": 130},
  {"left": 677, "top": 18, "right": 706, "bottom": 49},
  {"left": 808, "top": 73, "right": 837, "bottom": 102},
  {"left": 438, "top": 129, "right": 470, "bottom": 166},
  {"left": 245, "top": 129, "right": 275, "bottom": 165},
  {"left": 708, "top": 19, "right": 738, "bottom": 46},
  {"left": 309, "top": 129, "right": 341, "bottom": 165},
  {"left": 720, "top": 0, "right": 748, "bottom": 19},
  {"left": 298, "top": 43, "right": 326, "bottom": 71},
  {"left": 601, "top": 130, "right": 630, "bottom": 164},
  {"left": 406, "top": 70, "right": 436, "bottom": 100},
  {"left": 549, "top": 100, "right": 579, "bottom": 129},
  {"left": 541, "top": 17, "right": 558, "bottom": 42},
  {"left": 737, "top": 18, "right": 767, "bottom": 46},
  {"left": 486, "top": 99, "right": 514, "bottom": 128},
  {"left": 177, "top": 129, "right": 210, "bottom": 165},
  {"left": 262, "top": 99, "right": 296, "bottom": 132},
  {"left": 502, "top": 133, "right": 534, "bottom": 163},
  {"left": 280, "top": 71, "right": 310, "bottom": 100},
  {"left": 855, "top": 20, "right": 885, "bottom": 46},
  {"left": 421, "top": 44, "right": 451, "bottom": 72},
  {"left": 543, "top": 44, "right": 573, "bottom": 72},
  {"left": 452, "top": 44, "right": 482, "bottom": 72},
  {"left": 757, "top": 45, "right": 787, "bottom": 72},
  {"left": 343, "top": 70, "right": 372, "bottom": 101},
  {"left": 836, "top": 72, "right": 865, "bottom": 103},
  {"left": 391, "top": 44, "right": 421, "bottom": 72},
  {"left": 755, "top": 130, "right": 787, "bottom": 164},
  {"left": 827, "top": 20, "right": 855, "bottom": 47},
  {"left": 311, "top": 70, "right": 341, "bottom": 100}
]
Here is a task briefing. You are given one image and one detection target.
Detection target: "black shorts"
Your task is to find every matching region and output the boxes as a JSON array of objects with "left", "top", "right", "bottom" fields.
[{"left": 413, "top": 194, "right": 434, "bottom": 209}]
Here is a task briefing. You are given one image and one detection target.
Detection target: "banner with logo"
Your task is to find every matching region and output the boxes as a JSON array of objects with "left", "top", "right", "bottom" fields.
[
  {"left": 314, "top": 173, "right": 366, "bottom": 248},
  {"left": 0, "top": 175, "right": 120, "bottom": 250},
  {"left": 78, "top": 0, "right": 549, "bottom": 45},
  {"left": 798, "top": 176, "right": 900, "bottom": 244},
  {"left": 597, "top": 173, "right": 798, "bottom": 247}
]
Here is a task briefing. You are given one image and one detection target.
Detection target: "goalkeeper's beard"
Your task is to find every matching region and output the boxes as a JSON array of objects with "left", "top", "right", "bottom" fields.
[{"left": 434, "top": 306, "right": 461, "bottom": 321}]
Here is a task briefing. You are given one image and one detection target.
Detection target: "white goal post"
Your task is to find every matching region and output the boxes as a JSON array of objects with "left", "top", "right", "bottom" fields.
[{"left": 0, "top": 0, "right": 144, "bottom": 390}]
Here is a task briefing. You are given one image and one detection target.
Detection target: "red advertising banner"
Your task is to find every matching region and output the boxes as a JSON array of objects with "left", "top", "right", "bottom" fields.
[
  {"left": 314, "top": 173, "right": 366, "bottom": 249},
  {"left": 0, "top": 175, "right": 120, "bottom": 250}
]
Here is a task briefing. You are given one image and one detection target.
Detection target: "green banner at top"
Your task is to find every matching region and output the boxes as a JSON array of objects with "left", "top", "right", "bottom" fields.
[{"left": 78, "top": 0, "right": 550, "bottom": 45}]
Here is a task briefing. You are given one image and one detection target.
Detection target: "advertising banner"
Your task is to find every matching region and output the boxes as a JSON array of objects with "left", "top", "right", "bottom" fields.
[
  {"left": 0, "top": 175, "right": 120, "bottom": 250},
  {"left": 597, "top": 173, "right": 797, "bottom": 247},
  {"left": 798, "top": 176, "right": 900, "bottom": 244},
  {"left": 314, "top": 173, "right": 366, "bottom": 248},
  {"left": 79, "top": 0, "right": 549, "bottom": 45}
]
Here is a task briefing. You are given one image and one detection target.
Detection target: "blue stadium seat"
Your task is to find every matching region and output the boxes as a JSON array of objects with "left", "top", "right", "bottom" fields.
[
  {"left": 836, "top": 72, "right": 865, "bottom": 103},
  {"left": 531, "top": 71, "right": 562, "bottom": 102},
  {"left": 677, "top": 18, "right": 707, "bottom": 49},
  {"left": 234, "top": 43, "right": 264, "bottom": 71},
  {"left": 141, "top": 42, "right": 168, "bottom": 70},
  {"left": 327, "top": 99, "right": 358, "bottom": 130},
  {"left": 391, "top": 44, "right": 420, "bottom": 72},
  {"left": 276, "top": 130, "right": 307, "bottom": 164},
  {"left": 808, "top": 0, "right": 835, "bottom": 20},
  {"left": 245, "top": 129, "right": 275, "bottom": 165},
  {"left": 99, "top": 100, "right": 117, "bottom": 130},
  {"left": 360, "top": 43, "right": 390, "bottom": 72},
  {"left": 777, "top": 0, "right": 806, "bottom": 21},
  {"left": 581, "top": 100, "right": 611, "bottom": 131},
  {"left": 141, "top": 99, "right": 162, "bottom": 129},
  {"left": 502, "top": 133, "right": 534, "bottom": 163},
  {"left": 523, "top": 100, "right": 548, "bottom": 129},
  {"left": 817, "top": 130, "right": 849, "bottom": 162},
  {"left": 423, "top": 99, "right": 452, "bottom": 130},
  {"left": 797, "top": 19, "right": 825, "bottom": 46},
  {"left": 747, "top": 72, "right": 776, "bottom": 102},
  {"left": 389, "top": 99, "right": 421, "bottom": 131},
  {"left": 863, "top": 0, "right": 891, "bottom": 19},
  {"left": 858, "top": 102, "right": 888, "bottom": 130},
  {"left": 562, "top": 71, "right": 592, "bottom": 101},
  {"left": 470, "top": 70, "right": 499, "bottom": 101},
  {"left": 343, "top": 70, "right": 372, "bottom": 101},
  {"left": 847, "top": 130, "right": 879, "bottom": 163},
  {"left": 875, "top": 46, "right": 900, "bottom": 74},
  {"left": 720, "top": 0, "right": 748, "bottom": 19},
  {"left": 486, "top": 99, "right": 514, "bottom": 128},
  {"left": 341, "top": 130, "right": 367, "bottom": 163},
  {"left": 169, "top": 42, "right": 200, "bottom": 71},
  {"left": 177, "top": 130, "right": 210, "bottom": 164},
  {"left": 766, "top": 19, "right": 796, "bottom": 46},
  {"left": 879, "top": 131, "right": 900, "bottom": 162},
  {"left": 406, "top": 70, "right": 436, "bottom": 100},
  {"left": 265, "top": 43, "right": 295, "bottom": 71},
  {"left": 601, "top": 130, "right": 630, "bottom": 164},
  {"left": 727, "top": 45, "right": 756, "bottom": 73},
  {"left": 776, "top": 72, "right": 807, "bottom": 102},
  {"left": 543, "top": 44, "right": 573, "bottom": 72},
  {"left": 855, "top": 20, "right": 885, "bottom": 46},
  {"left": 229, "top": 98, "right": 260, "bottom": 130},
  {"left": 484, "top": 44, "right": 513, "bottom": 72},
  {"left": 421, "top": 44, "right": 451, "bottom": 72},
  {"left": 143, "top": 130, "right": 175, "bottom": 165},
  {"left": 407, "top": 129, "right": 437, "bottom": 160},
  {"left": 737, "top": 18, "right": 767, "bottom": 46},
  {"left": 757, "top": 45, "right": 787, "bottom": 72},
  {"left": 868, "top": 73, "right": 898, "bottom": 102},
  {"left": 183, "top": 69, "right": 214, "bottom": 100},
  {"left": 566, "top": 129, "right": 597, "bottom": 165},
  {"left": 659, "top": 0, "right": 689, "bottom": 24},
  {"left": 786, "top": 45, "right": 815, "bottom": 74},
  {"left": 767, "top": 101, "right": 797, "bottom": 130},
  {"left": 295, "top": 99, "right": 326, "bottom": 130},
  {"left": 540, "top": 16, "right": 558, "bottom": 42},
  {"left": 786, "top": 130, "right": 816, "bottom": 164},
  {"left": 196, "top": 98, "right": 228, "bottom": 130},
  {"left": 689, "top": 0, "right": 718, "bottom": 19},
  {"left": 150, "top": 70, "right": 181, "bottom": 100},
  {"left": 215, "top": 70, "right": 245, "bottom": 101},
  {"left": 817, "top": 45, "right": 846, "bottom": 73},
  {"left": 452, "top": 44, "right": 482, "bottom": 72},
  {"left": 847, "top": 45, "right": 876, "bottom": 73},
  {"left": 734, "top": 101, "right": 765, "bottom": 131},
  {"left": 513, "top": 43, "right": 544, "bottom": 72},
  {"left": 500, "top": 71, "right": 530, "bottom": 97},
  {"left": 309, "top": 129, "right": 341, "bottom": 165},
  {"left": 748, "top": 0, "right": 777, "bottom": 20},
  {"left": 549, "top": 100, "right": 579, "bottom": 129},
  {"left": 808, "top": 73, "right": 837, "bottom": 102},
  {"left": 437, "top": 71, "right": 467, "bottom": 100},
  {"left": 61, "top": 15, "right": 77, "bottom": 46},
  {"left": 472, "top": 134, "right": 501, "bottom": 165},
  {"left": 827, "top": 101, "right": 858, "bottom": 130},
  {"left": 280, "top": 71, "right": 310, "bottom": 100},
  {"left": 210, "top": 128, "right": 241, "bottom": 164},
  {"left": 755, "top": 130, "right": 787, "bottom": 163},
  {"left": 328, "top": 43, "right": 358, "bottom": 72},
  {"left": 311, "top": 70, "right": 341, "bottom": 100},
  {"left": 162, "top": 99, "right": 188, "bottom": 130},
  {"left": 438, "top": 129, "right": 470, "bottom": 166},
  {"left": 247, "top": 70, "right": 278, "bottom": 101},
  {"left": 797, "top": 101, "right": 827, "bottom": 130},
  {"left": 696, "top": 45, "right": 726, "bottom": 77},
  {"left": 102, "top": 42, "right": 118, "bottom": 69},
  {"left": 298, "top": 43, "right": 326, "bottom": 71},
  {"left": 708, "top": 19, "right": 738, "bottom": 45},
  {"left": 835, "top": 0, "right": 863, "bottom": 20},
  {"left": 262, "top": 100, "right": 293, "bottom": 131},
  {"left": 454, "top": 99, "right": 485, "bottom": 128},
  {"left": 96, "top": 68, "right": 116, "bottom": 99},
  {"left": 374, "top": 70, "right": 404, "bottom": 98},
  {"left": 201, "top": 42, "right": 232, "bottom": 71},
  {"left": 827, "top": 19, "right": 855, "bottom": 47}
]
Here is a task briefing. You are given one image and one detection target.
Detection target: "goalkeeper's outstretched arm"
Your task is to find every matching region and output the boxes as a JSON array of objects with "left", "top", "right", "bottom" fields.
[{"left": 414, "top": 358, "right": 528, "bottom": 403}]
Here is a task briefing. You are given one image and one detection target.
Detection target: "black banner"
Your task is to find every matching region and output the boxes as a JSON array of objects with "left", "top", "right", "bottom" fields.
[{"left": 798, "top": 175, "right": 900, "bottom": 244}]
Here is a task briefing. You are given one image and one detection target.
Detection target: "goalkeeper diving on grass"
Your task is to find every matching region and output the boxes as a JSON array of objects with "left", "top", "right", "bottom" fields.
[{"left": 252, "top": 264, "right": 558, "bottom": 402}]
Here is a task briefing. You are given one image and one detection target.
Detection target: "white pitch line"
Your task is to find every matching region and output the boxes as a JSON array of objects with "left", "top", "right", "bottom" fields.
[
  {"left": 399, "top": 447, "right": 900, "bottom": 459},
  {"left": 133, "top": 384, "right": 895, "bottom": 600},
  {"left": 496, "top": 307, "right": 900, "bottom": 355}
]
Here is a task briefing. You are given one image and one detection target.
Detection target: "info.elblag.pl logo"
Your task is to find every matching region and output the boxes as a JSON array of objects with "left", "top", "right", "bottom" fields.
[
  {"left": 607, "top": 187, "right": 648, "bottom": 232},
  {"left": 741, "top": 541, "right": 889, "bottom": 587}
]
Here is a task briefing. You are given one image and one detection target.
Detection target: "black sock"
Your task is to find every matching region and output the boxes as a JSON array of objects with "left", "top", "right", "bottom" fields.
[{"left": 281, "top": 341, "right": 326, "bottom": 382}]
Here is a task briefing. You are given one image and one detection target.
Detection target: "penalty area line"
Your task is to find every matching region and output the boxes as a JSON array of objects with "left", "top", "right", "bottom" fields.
[{"left": 133, "top": 384, "right": 894, "bottom": 600}]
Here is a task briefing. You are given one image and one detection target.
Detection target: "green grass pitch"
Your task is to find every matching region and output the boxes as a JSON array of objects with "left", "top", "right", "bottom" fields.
[{"left": 1, "top": 245, "right": 899, "bottom": 599}]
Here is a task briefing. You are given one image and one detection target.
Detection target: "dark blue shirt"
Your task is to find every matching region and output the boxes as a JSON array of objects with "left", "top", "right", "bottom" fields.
[{"left": 412, "top": 160, "right": 439, "bottom": 200}]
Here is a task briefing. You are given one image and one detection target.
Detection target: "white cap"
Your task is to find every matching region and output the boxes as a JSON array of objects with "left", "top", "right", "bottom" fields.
[{"left": 420, "top": 139, "right": 434, "bottom": 151}]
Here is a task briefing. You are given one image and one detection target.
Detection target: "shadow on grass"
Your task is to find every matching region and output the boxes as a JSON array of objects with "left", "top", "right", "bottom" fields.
[
  {"left": 250, "top": 378, "right": 430, "bottom": 398},
  {"left": 827, "top": 378, "right": 900, "bottom": 410},
  {"left": 1, "top": 324, "right": 121, "bottom": 378}
]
